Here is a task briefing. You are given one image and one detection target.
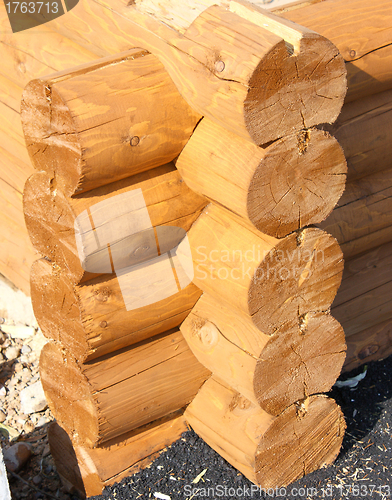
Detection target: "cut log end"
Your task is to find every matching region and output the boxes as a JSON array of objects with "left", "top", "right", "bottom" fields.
[
  {"left": 254, "top": 312, "right": 346, "bottom": 415},
  {"left": 249, "top": 227, "right": 344, "bottom": 333},
  {"left": 245, "top": 35, "right": 347, "bottom": 145},
  {"left": 21, "top": 80, "right": 83, "bottom": 197},
  {"left": 247, "top": 129, "right": 347, "bottom": 237},
  {"left": 40, "top": 342, "right": 99, "bottom": 448},
  {"left": 255, "top": 395, "right": 346, "bottom": 487}
]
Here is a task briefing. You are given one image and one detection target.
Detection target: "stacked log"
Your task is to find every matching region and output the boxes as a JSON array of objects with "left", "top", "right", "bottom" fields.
[
  {"left": 17, "top": 2, "right": 352, "bottom": 494},
  {"left": 2, "top": 0, "right": 388, "bottom": 495}
]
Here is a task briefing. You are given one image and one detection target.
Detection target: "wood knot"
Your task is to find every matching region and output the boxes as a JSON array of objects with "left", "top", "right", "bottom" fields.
[
  {"left": 197, "top": 322, "right": 219, "bottom": 349},
  {"left": 358, "top": 344, "right": 379, "bottom": 360},
  {"left": 99, "top": 321, "right": 108, "bottom": 328},
  {"left": 229, "top": 393, "right": 251, "bottom": 412},
  {"left": 349, "top": 49, "right": 356, "bottom": 58},
  {"left": 214, "top": 60, "right": 225, "bottom": 73},
  {"left": 94, "top": 288, "right": 111, "bottom": 302},
  {"left": 130, "top": 136, "right": 140, "bottom": 146}
]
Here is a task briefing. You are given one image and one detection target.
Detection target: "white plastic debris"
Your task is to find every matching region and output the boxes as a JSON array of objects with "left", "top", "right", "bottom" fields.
[
  {"left": 334, "top": 366, "right": 367, "bottom": 389},
  {"left": 154, "top": 493, "right": 171, "bottom": 500}
]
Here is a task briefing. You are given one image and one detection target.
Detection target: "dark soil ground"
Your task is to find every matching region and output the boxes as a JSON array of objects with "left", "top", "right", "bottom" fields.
[{"left": 88, "top": 355, "right": 392, "bottom": 500}]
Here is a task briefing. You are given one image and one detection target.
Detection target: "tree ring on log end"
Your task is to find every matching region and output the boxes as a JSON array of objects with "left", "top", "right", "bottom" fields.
[
  {"left": 249, "top": 228, "right": 343, "bottom": 333},
  {"left": 255, "top": 395, "right": 346, "bottom": 487},
  {"left": 40, "top": 342, "right": 99, "bottom": 448},
  {"left": 254, "top": 313, "right": 346, "bottom": 415},
  {"left": 245, "top": 35, "right": 346, "bottom": 145},
  {"left": 247, "top": 129, "right": 347, "bottom": 238}
]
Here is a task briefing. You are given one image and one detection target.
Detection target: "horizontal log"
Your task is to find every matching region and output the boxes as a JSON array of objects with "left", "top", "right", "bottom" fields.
[
  {"left": 343, "top": 319, "right": 392, "bottom": 373},
  {"left": 185, "top": 377, "right": 345, "bottom": 487},
  {"left": 43, "top": 0, "right": 388, "bottom": 105},
  {"left": 24, "top": 164, "right": 207, "bottom": 283},
  {"left": 39, "top": 0, "right": 346, "bottom": 145},
  {"left": 325, "top": 88, "right": 392, "bottom": 182},
  {"left": 40, "top": 330, "right": 210, "bottom": 447},
  {"left": 49, "top": 414, "right": 188, "bottom": 497},
  {"left": 188, "top": 204, "right": 343, "bottom": 334},
  {"left": 176, "top": 119, "right": 346, "bottom": 237},
  {"left": 278, "top": 0, "right": 392, "bottom": 102},
  {"left": 319, "top": 168, "right": 392, "bottom": 260},
  {"left": 0, "top": 16, "right": 99, "bottom": 87},
  {"left": 181, "top": 293, "right": 346, "bottom": 415},
  {"left": 31, "top": 258, "right": 201, "bottom": 362},
  {"left": 332, "top": 241, "right": 392, "bottom": 337},
  {"left": 21, "top": 49, "right": 201, "bottom": 196}
]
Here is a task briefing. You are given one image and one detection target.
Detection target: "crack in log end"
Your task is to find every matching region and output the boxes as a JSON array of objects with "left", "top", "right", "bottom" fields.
[{"left": 297, "top": 129, "right": 310, "bottom": 155}]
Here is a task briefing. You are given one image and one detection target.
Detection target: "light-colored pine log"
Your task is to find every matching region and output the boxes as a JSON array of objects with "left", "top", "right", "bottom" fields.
[
  {"left": 24, "top": 164, "right": 207, "bottom": 284},
  {"left": 177, "top": 119, "right": 346, "bottom": 237},
  {"left": 324, "top": 89, "right": 392, "bottom": 182},
  {"left": 332, "top": 241, "right": 392, "bottom": 337},
  {"left": 0, "top": 16, "right": 100, "bottom": 87},
  {"left": 188, "top": 204, "right": 343, "bottom": 334},
  {"left": 48, "top": 414, "right": 188, "bottom": 498},
  {"left": 319, "top": 169, "right": 392, "bottom": 260},
  {"left": 45, "top": 0, "right": 388, "bottom": 104},
  {"left": 31, "top": 258, "right": 202, "bottom": 362},
  {"left": 0, "top": 101, "right": 30, "bottom": 166},
  {"left": 185, "top": 377, "right": 345, "bottom": 487},
  {"left": 41, "top": 0, "right": 346, "bottom": 146},
  {"left": 181, "top": 293, "right": 346, "bottom": 415},
  {"left": 21, "top": 50, "right": 201, "bottom": 196},
  {"left": 40, "top": 330, "right": 210, "bottom": 448},
  {"left": 278, "top": 0, "right": 392, "bottom": 103},
  {"left": 343, "top": 319, "right": 392, "bottom": 373}
]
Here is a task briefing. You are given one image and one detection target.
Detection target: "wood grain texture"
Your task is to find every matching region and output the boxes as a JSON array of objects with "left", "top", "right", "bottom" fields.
[
  {"left": 177, "top": 119, "right": 346, "bottom": 237},
  {"left": 42, "top": 0, "right": 346, "bottom": 145},
  {"left": 31, "top": 258, "right": 202, "bottom": 362},
  {"left": 40, "top": 331, "right": 210, "bottom": 447},
  {"left": 24, "top": 164, "right": 207, "bottom": 283},
  {"left": 324, "top": 89, "right": 392, "bottom": 182},
  {"left": 343, "top": 319, "right": 392, "bottom": 373},
  {"left": 188, "top": 204, "right": 344, "bottom": 334},
  {"left": 332, "top": 241, "right": 392, "bottom": 337},
  {"left": 48, "top": 414, "right": 188, "bottom": 497},
  {"left": 319, "top": 169, "right": 392, "bottom": 260},
  {"left": 185, "top": 377, "right": 345, "bottom": 487},
  {"left": 181, "top": 293, "right": 346, "bottom": 415},
  {"left": 21, "top": 50, "right": 201, "bottom": 195}
]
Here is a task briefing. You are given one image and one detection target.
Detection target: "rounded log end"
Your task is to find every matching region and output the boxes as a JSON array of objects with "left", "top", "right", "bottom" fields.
[
  {"left": 255, "top": 395, "right": 346, "bottom": 487},
  {"left": 24, "top": 171, "right": 85, "bottom": 283},
  {"left": 254, "top": 312, "right": 346, "bottom": 415},
  {"left": 21, "top": 80, "right": 82, "bottom": 197},
  {"left": 40, "top": 342, "right": 99, "bottom": 447},
  {"left": 245, "top": 35, "right": 347, "bottom": 145},
  {"left": 31, "top": 259, "right": 89, "bottom": 362},
  {"left": 249, "top": 227, "right": 344, "bottom": 333},
  {"left": 247, "top": 129, "right": 347, "bottom": 238}
]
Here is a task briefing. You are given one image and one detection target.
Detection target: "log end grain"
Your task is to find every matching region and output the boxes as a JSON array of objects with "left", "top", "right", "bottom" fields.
[
  {"left": 249, "top": 227, "right": 344, "bottom": 333},
  {"left": 255, "top": 395, "right": 346, "bottom": 487},
  {"left": 254, "top": 312, "right": 347, "bottom": 415},
  {"left": 40, "top": 342, "right": 99, "bottom": 448},
  {"left": 248, "top": 129, "right": 347, "bottom": 237},
  {"left": 21, "top": 80, "right": 82, "bottom": 197},
  {"left": 245, "top": 34, "right": 347, "bottom": 145}
]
